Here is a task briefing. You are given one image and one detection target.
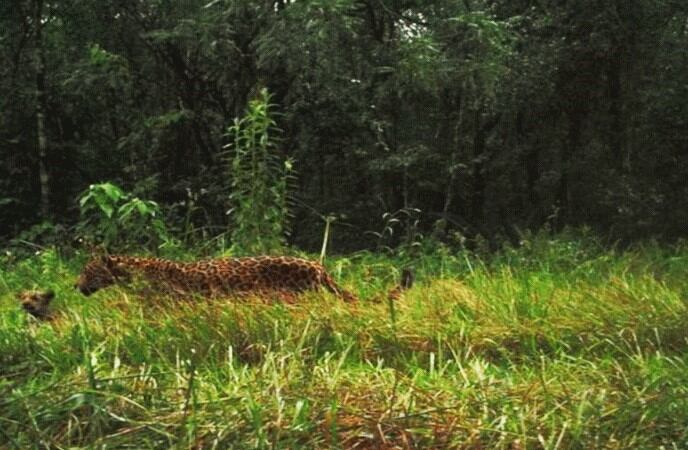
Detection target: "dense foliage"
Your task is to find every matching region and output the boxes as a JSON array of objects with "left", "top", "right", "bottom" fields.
[{"left": 2, "top": 0, "right": 688, "bottom": 251}]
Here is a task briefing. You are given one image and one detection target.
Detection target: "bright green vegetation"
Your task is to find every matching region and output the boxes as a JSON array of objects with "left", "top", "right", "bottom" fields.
[{"left": 1, "top": 237, "right": 687, "bottom": 449}]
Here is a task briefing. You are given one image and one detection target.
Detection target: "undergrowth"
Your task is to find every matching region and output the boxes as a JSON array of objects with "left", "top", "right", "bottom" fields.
[{"left": 1, "top": 236, "right": 687, "bottom": 448}]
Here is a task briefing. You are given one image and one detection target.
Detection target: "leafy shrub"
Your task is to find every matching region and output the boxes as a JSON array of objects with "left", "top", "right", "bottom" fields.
[
  {"left": 76, "top": 182, "right": 176, "bottom": 251},
  {"left": 4, "top": 222, "right": 71, "bottom": 261}
]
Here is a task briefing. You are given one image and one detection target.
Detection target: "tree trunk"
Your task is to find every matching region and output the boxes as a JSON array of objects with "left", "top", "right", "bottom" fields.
[
  {"left": 470, "top": 108, "right": 486, "bottom": 226},
  {"left": 519, "top": 110, "right": 540, "bottom": 225},
  {"left": 470, "top": 108, "right": 500, "bottom": 230},
  {"left": 607, "top": 45, "right": 627, "bottom": 172},
  {"left": 440, "top": 88, "right": 462, "bottom": 217},
  {"left": 34, "top": 0, "right": 50, "bottom": 218},
  {"left": 557, "top": 110, "right": 583, "bottom": 229}
]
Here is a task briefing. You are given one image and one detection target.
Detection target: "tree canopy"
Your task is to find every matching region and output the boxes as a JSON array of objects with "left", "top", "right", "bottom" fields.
[{"left": 3, "top": 0, "right": 687, "bottom": 251}]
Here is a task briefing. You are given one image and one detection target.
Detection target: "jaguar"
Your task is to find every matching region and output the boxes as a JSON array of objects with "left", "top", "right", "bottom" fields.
[
  {"left": 75, "top": 255, "right": 412, "bottom": 302},
  {"left": 17, "top": 289, "right": 55, "bottom": 320}
]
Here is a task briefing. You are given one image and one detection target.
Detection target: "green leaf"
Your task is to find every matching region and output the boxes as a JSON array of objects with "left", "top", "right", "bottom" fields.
[{"left": 101, "top": 203, "right": 114, "bottom": 219}]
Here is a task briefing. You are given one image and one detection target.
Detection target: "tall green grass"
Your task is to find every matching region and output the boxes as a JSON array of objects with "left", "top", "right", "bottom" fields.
[{"left": 1, "top": 235, "right": 687, "bottom": 448}]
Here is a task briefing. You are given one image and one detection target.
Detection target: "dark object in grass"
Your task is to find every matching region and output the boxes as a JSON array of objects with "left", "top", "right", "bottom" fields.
[
  {"left": 17, "top": 289, "right": 55, "bottom": 320},
  {"left": 387, "top": 268, "right": 414, "bottom": 301},
  {"left": 401, "top": 268, "right": 414, "bottom": 289}
]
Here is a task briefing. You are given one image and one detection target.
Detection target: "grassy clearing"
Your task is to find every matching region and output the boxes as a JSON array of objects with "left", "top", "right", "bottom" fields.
[{"left": 1, "top": 237, "right": 687, "bottom": 449}]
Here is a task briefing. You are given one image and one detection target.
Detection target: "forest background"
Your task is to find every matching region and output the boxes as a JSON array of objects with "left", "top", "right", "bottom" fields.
[{"left": 3, "top": 0, "right": 688, "bottom": 253}]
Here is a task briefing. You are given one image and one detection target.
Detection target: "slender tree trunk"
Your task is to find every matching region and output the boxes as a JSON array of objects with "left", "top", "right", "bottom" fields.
[
  {"left": 34, "top": 0, "right": 50, "bottom": 218},
  {"left": 441, "top": 88, "right": 462, "bottom": 217},
  {"left": 470, "top": 108, "right": 486, "bottom": 226},
  {"left": 442, "top": 160, "right": 456, "bottom": 216},
  {"left": 519, "top": 110, "right": 540, "bottom": 225},
  {"left": 525, "top": 146, "right": 540, "bottom": 224},
  {"left": 607, "top": 46, "right": 627, "bottom": 172},
  {"left": 318, "top": 151, "right": 325, "bottom": 197},
  {"left": 470, "top": 108, "right": 500, "bottom": 229},
  {"left": 557, "top": 110, "right": 583, "bottom": 229}
]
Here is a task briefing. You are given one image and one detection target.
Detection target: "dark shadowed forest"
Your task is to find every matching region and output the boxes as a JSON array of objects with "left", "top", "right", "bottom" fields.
[{"left": 3, "top": 0, "right": 688, "bottom": 252}]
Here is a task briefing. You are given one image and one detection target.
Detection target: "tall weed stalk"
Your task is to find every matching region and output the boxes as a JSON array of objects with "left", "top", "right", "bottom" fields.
[{"left": 225, "top": 89, "right": 295, "bottom": 255}]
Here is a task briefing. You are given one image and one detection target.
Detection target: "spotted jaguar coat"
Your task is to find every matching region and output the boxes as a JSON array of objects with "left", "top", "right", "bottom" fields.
[{"left": 76, "top": 255, "right": 365, "bottom": 302}]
